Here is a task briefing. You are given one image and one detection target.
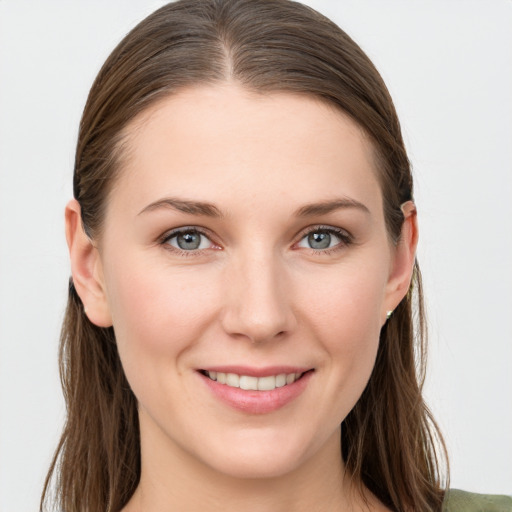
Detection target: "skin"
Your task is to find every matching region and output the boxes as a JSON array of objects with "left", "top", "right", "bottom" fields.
[{"left": 66, "top": 84, "right": 417, "bottom": 512}]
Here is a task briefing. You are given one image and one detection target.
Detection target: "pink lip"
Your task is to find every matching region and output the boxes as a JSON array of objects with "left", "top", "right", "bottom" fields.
[{"left": 198, "top": 368, "right": 313, "bottom": 414}]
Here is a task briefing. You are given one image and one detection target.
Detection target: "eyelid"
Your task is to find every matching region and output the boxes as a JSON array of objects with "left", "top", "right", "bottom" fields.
[
  {"left": 157, "top": 224, "right": 353, "bottom": 256},
  {"left": 159, "top": 226, "right": 220, "bottom": 253},
  {"left": 294, "top": 225, "right": 353, "bottom": 251}
]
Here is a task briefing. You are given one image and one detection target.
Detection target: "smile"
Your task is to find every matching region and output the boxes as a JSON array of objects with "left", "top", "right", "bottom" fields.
[
  {"left": 203, "top": 371, "right": 304, "bottom": 391},
  {"left": 199, "top": 368, "right": 313, "bottom": 414}
]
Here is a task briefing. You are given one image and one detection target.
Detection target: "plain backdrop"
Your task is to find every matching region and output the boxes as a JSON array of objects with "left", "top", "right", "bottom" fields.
[{"left": 0, "top": 1, "right": 511, "bottom": 510}]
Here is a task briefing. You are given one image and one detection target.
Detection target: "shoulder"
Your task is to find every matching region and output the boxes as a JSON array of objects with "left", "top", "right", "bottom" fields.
[{"left": 443, "top": 489, "right": 512, "bottom": 512}]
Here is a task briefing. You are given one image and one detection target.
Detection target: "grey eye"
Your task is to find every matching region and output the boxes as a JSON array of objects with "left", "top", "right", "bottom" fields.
[
  {"left": 297, "top": 228, "right": 347, "bottom": 251},
  {"left": 167, "top": 230, "right": 212, "bottom": 251},
  {"left": 177, "top": 232, "right": 201, "bottom": 250},
  {"left": 307, "top": 231, "right": 332, "bottom": 249}
]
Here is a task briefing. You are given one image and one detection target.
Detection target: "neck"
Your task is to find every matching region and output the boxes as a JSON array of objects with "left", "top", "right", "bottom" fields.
[
  {"left": 122, "top": 423, "right": 370, "bottom": 512},
  {"left": 122, "top": 411, "right": 387, "bottom": 512}
]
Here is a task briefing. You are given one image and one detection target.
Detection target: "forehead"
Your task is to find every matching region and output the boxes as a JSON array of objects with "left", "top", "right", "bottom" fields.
[{"left": 112, "top": 84, "right": 383, "bottom": 217}]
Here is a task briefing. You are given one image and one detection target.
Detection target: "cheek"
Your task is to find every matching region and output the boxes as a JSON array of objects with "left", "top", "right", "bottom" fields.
[
  {"left": 302, "top": 260, "right": 387, "bottom": 341},
  {"left": 104, "top": 259, "right": 220, "bottom": 375},
  {"left": 299, "top": 261, "right": 387, "bottom": 403}
]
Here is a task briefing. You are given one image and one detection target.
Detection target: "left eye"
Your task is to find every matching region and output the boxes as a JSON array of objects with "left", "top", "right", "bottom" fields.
[
  {"left": 297, "top": 229, "right": 345, "bottom": 250},
  {"left": 165, "top": 229, "right": 213, "bottom": 251}
]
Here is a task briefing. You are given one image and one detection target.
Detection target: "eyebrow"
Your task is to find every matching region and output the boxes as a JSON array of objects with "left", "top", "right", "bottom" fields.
[
  {"left": 138, "top": 198, "right": 223, "bottom": 218},
  {"left": 294, "top": 198, "right": 370, "bottom": 217},
  {"left": 138, "top": 196, "right": 369, "bottom": 219}
]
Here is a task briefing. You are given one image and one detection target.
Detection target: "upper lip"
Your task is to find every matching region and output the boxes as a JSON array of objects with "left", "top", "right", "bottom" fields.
[{"left": 198, "top": 366, "right": 313, "bottom": 377}]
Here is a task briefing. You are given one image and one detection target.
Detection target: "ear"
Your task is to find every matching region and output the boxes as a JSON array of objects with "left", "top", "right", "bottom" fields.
[
  {"left": 382, "top": 201, "right": 418, "bottom": 324},
  {"left": 65, "top": 199, "right": 112, "bottom": 327}
]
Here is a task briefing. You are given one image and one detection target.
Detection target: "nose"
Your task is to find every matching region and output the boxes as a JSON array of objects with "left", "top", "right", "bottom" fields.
[{"left": 220, "top": 251, "right": 297, "bottom": 344}]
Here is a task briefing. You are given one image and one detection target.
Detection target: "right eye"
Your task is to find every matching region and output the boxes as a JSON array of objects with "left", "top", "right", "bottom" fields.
[
  {"left": 163, "top": 228, "right": 215, "bottom": 252},
  {"left": 295, "top": 226, "right": 352, "bottom": 253}
]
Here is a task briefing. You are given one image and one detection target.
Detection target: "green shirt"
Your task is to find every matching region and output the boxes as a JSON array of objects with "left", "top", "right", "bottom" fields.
[{"left": 443, "top": 490, "right": 512, "bottom": 511}]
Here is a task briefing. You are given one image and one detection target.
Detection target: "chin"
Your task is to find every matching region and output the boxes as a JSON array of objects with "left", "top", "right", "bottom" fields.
[
  {"left": 195, "top": 426, "right": 331, "bottom": 481},
  {"left": 206, "top": 451, "right": 304, "bottom": 480}
]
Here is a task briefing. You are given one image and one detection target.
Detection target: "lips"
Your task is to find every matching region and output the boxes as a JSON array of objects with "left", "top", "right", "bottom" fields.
[{"left": 198, "top": 367, "right": 313, "bottom": 414}]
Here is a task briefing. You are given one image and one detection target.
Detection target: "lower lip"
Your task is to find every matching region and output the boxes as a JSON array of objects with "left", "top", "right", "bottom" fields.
[{"left": 199, "top": 371, "right": 313, "bottom": 414}]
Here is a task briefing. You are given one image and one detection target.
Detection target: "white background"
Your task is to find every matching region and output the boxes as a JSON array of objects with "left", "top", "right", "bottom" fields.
[{"left": 0, "top": 1, "right": 511, "bottom": 510}]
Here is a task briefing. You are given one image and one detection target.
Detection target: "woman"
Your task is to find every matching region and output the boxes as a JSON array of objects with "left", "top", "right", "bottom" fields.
[{"left": 39, "top": 1, "right": 511, "bottom": 511}]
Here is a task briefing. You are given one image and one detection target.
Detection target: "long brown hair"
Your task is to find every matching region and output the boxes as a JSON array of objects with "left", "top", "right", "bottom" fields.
[{"left": 41, "top": 1, "right": 448, "bottom": 510}]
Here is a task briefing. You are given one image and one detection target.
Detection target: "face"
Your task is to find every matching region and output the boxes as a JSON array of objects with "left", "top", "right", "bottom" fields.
[{"left": 77, "top": 84, "right": 414, "bottom": 481}]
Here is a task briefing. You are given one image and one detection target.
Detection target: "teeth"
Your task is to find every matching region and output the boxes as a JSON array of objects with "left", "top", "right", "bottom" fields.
[
  {"left": 275, "top": 374, "right": 286, "bottom": 387},
  {"left": 226, "top": 373, "right": 239, "bottom": 387},
  {"left": 257, "top": 375, "right": 275, "bottom": 391},
  {"left": 206, "top": 371, "right": 302, "bottom": 390},
  {"left": 240, "top": 375, "right": 258, "bottom": 390}
]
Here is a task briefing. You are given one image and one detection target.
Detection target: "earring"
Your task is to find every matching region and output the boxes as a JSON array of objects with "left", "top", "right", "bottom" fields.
[{"left": 386, "top": 310, "right": 393, "bottom": 320}]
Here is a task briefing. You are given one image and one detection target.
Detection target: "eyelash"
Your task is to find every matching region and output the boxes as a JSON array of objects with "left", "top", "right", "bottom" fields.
[
  {"left": 159, "top": 225, "right": 353, "bottom": 256},
  {"left": 159, "top": 227, "right": 217, "bottom": 257},
  {"left": 296, "top": 225, "right": 353, "bottom": 255}
]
